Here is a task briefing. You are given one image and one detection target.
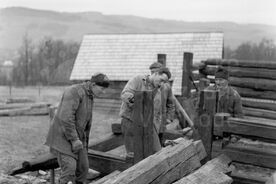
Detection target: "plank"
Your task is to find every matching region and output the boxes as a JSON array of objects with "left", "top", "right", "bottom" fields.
[
  {"left": 213, "top": 117, "right": 276, "bottom": 140},
  {"left": 90, "top": 170, "right": 121, "bottom": 184},
  {"left": 202, "top": 59, "right": 276, "bottom": 69},
  {"left": 102, "top": 139, "right": 198, "bottom": 184},
  {"left": 89, "top": 133, "right": 124, "bottom": 152},
  {"left": 173, "top": 154, "right": 233, "bottom": 184},
  {"left": 231, "top": 162, "right": 274, "bottom": 184},
  {"left": 222, "top": 139, "right": 276, "bottom": 169},
  {"left": 88, "top": 150, "right": 132, "bottom": 175}
]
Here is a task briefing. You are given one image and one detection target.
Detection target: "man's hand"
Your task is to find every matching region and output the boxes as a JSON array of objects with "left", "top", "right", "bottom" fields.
[{"left": 71, "top": 139, "right": 83, "bottom": 153}]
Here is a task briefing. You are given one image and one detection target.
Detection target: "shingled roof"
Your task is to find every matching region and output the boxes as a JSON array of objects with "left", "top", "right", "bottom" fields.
[{"left": 70, "top": 32, "right": 223, "bottom": 95}]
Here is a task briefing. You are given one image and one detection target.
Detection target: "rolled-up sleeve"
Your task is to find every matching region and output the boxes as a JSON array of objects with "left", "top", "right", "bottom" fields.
[{"left": 58, "top": 88, "right": 80, "bottom": 142}]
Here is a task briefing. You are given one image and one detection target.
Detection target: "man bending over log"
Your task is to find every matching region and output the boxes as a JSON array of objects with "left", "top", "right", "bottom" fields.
[
  {"left": 207, "top": 67, "right": 243, "bottom": 117},
  {"left": 149, "top": 62, "right": 175, "bottom": 145},
  {"left": 45, "top": 73, "right": 110, "bottom": 184},
  {"left": 119, "top": 67, "right": 171, "bottom": 157}
]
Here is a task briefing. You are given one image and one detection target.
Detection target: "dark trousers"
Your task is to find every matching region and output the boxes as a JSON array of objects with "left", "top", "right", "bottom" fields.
[{"left": 55, "top": 149, "right": 89, "bottom": 184}]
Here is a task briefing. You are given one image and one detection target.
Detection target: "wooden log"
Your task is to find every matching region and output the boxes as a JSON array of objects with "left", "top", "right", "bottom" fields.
[
  {"left": 0, "top": 102, "right": 51, "bottom": 110},
  {"left": 222, "top": 138, "right": 276, "bottom": 169},
  {"left": 151, "top": 154, "right": 201, "bottom": 184},
  {"left": 201, "top": 65, "right": 276, "bottom": 80},
  {"left": 102, "top": 139, "right": 202, "bottom": 184},
  {"left": 90, "top": 170, "right": 121, "bottom": 184},
  {"left": 0, "top": 106, "right": 49, "bottom": 116},
  {"left": 89, "top": 134, "right": 124, "bottom": 152},
  {"left": 234, "top": 86, "right": 276, "bottom": 100},
  {"left": 231, "top": 162, "right": 274, "bottom": 184},
  {"left": 229, "top": 77, "right": 276, "bottom": 92},
  {"left": 88, "top": 150, "right": 132, "bottom": 175},
  {"left": 242, "top": 98, "right": 276, "bottom": 111},
  {"left": 132, "top": 91, "right": 154, "bottom": 163},
  {"left": 243, "top": 107, "right": 276, "bottom": 120},
  {"left": 182, "top": 52, "right": 193, "bottom": 98},
  {"left": 202, "top": 59, "right": 276, "bottom": 69},
  {"left": 197, "top": 89, "right": 218, "bottom": 161},
  {"left": 173, "top": 154, "right": 233, "bottom": 184},
  {"left": 5, "top": 97, "right": 35, "bottom": 104},
  {"left": 213, "top": 116, "right": 276, "bottom": 140}
]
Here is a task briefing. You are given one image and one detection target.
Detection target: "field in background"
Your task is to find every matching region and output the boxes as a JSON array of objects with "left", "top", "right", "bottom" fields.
[{"left": 0, "top": 85, "right": 121, "bottom": 173}]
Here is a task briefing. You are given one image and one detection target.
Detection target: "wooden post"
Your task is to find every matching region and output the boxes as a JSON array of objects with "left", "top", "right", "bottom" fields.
[
  {"left": 132, "top": 91, "right": 154, "bottom": 163},
  {"left": 50, "top": 169, "right": 55, "bottom": 184},
  {"left": 182, "top": 52, "right": 193, "bottom": 98},
  {"left": 197, "top": 89, "right": 218, "bottom": 161}
]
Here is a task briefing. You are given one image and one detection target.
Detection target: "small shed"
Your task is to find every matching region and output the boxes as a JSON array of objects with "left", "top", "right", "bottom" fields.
[{"left": 70, "top": 32, "right": 223, "bottom": 96}]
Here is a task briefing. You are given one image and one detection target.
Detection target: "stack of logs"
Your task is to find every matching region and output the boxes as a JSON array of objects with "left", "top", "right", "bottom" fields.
[
  {"left": 199, "top": 59, "right": 276, "bottom": 120},
  {"left": 197, "top": 59, "right": 276, "bottom": 183}
]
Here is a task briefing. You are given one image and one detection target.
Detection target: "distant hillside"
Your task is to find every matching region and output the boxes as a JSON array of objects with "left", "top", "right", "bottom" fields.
[{"left": 1, "top": 7, "right": 276, "bottom": 55}]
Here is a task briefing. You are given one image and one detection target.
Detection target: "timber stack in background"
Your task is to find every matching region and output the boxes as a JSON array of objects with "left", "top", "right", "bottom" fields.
[{"left": 196, "top": 58, "right": 276, "bottom": 183}]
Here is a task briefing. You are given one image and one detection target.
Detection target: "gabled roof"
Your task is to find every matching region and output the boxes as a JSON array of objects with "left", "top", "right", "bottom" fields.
[{"left": 70, "top": 32, "right": 223, "bottom": 95}]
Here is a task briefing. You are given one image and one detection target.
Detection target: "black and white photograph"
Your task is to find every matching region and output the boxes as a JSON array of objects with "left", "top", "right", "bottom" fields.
[{"left": 0, "top": 0, "right": 276, "bottom": 183}]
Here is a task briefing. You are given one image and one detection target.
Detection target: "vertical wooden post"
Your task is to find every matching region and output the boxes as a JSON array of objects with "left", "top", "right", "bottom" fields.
[
  {"left": 50, "top": 169, "right": 55, "bottom": 184},
  {"left": 157, "top": 54, "right": 166, "bottom": 66},
  {"left": 132, "top": 91, "right": 154, "bottom": 164},
  {"left": 197, "top": 89, "right": 218, "bottom": 162},
  {"left": 182, "top": 52, "right": 193, "bottom": 98}
]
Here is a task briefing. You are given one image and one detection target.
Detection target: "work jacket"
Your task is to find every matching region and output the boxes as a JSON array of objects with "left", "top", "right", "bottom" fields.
[
  {"left": 45, "top": 82, "right": 94, "bottom": 159},
  {"left": 160, "top": 82, "right": 175, "bottom": 133},
  {"left": 119, "top": 75, "right": 175, "bottom": 133},
  {"left": 207, "top": 85, "right": 243, "bottom": 118}
]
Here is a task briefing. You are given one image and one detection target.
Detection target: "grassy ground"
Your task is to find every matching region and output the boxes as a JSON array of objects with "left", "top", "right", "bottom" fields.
[{"left": 0, "top": 85, "right": 121, "bottom": 173}]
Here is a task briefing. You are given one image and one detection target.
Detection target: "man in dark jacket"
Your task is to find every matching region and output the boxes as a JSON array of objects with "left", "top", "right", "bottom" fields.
[
  {"left": 149, "top": 63, "right": 175, "bottom": 142},
  {"left": 207, "top": 67, "right": 243, "bottom": 117},
  {"left": 119, "top": 67, "right": 171, "bottom": 156},
  {"left": 45, "top": 73, "right": 109, "bottom": 184}
]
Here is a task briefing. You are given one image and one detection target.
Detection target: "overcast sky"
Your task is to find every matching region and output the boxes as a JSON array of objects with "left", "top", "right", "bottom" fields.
[{"left": 1, "top": 0, "right": 276, "bottom": 26}]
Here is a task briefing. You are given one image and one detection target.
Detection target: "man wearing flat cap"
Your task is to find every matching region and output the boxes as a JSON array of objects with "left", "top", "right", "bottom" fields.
[
  {"left": 149, "top": 62, "right": 175, "bottom": 144},
  {"left": 46, "top": 73, "right": 110, "bottom": 184},
  {"left": 120, "top": 67, "right": 172, "bottom": 156},
  {"left": 208, "top": 67, "right": 243, "bottom": 117}
]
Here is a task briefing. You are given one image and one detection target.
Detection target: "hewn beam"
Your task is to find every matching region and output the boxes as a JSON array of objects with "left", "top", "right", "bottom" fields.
[
  {"left": 213, "top": 116, "right": 276, "bottom": 140},
  {"left": 243, "top": 107, "right": 276, "bottom": 120},
  {"left": 222, "top": 138, "right": 276, "bottom": 169},
  {"left": 102, "top": 139, "right": 202, "bottom": 184},
  {"left": 234, "top": 86, "right": 276, "bottom": 100},
  {"left": 173, "top": 154, "right": 233, "bottom": 184}
]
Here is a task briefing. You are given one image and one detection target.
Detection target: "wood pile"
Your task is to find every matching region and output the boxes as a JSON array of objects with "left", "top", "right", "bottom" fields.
[
  {"left": 200, "top": 59, "right": 276, "bottom": 120},
  {"left": 90, "top": 138, "right": 233, "bottom": 184}
]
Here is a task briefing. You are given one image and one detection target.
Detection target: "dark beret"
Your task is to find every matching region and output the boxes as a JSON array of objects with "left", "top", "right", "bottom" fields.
[{"left": 90, "top": 73, "right": 110, "bottom": 88}]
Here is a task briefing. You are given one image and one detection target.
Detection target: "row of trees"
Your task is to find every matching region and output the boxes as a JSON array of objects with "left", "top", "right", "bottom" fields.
[
  {"left": 11, "top": 33, "right": 80, "bottom": 86},
  {"left": 1, "top": 36, "right": 275, "bottom": 86},
  {"left": 224, "top": 38, "right": 276, "bottom": 60}
]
